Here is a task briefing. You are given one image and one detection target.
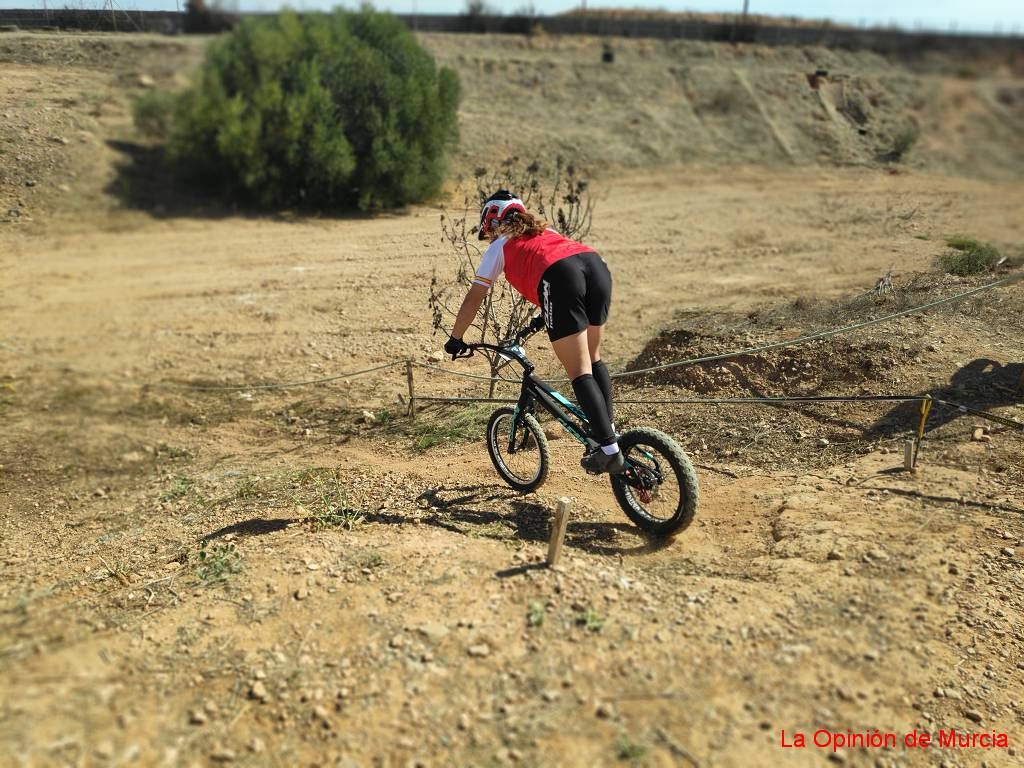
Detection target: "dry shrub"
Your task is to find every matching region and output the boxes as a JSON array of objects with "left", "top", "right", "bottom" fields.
[
  {"left": 430, "top": 157, "right": 593, "bottom": 390},
  {"left": 937, "top": 238, "right": 1003, "bottom": 276}
]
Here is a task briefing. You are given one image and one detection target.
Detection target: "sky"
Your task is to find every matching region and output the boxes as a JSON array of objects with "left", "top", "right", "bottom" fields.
[{"left": 2, "top": 0, "right": 1022, "bottom": 34}]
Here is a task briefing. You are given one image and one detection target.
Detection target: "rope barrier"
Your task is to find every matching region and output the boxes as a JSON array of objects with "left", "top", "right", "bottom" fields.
[
  {"left": 931, "top": 398, "right": 1024, "bottom": 431},
  {"left": 152, "top": 361, "right": 404, "bottom": 392},
  {"left": 609, "top": 273, "right": 1024, "bottom": 381},
  {"left": 3, "top": 271, "right": 1021, "bottom": 397},
  {"left": 413, "top": 392, "right": 1024, "bottom": 435},
  {"left": 411, "top": 361, "right": 519, "bottom": 384},
  {"left": 415, "top": 393, "right": 928, "bottom": 406},
  {"left": 0, "top": 340, "right": 403, "bottom": 392}
]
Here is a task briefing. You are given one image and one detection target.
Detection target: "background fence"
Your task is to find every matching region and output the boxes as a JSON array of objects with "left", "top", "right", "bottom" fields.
[{"left": 0, "top": 8, "right": 1021, "bottom": 57}]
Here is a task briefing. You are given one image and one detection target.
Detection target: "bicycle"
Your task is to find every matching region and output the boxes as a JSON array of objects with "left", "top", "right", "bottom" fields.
[{"left": 452, "top": 322, "right": 699, "bottom": 536}]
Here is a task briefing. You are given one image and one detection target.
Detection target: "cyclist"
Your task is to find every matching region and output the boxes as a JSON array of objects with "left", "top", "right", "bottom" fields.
[{"left": 444, "top": 190, "right": 623, "bottom": 475}]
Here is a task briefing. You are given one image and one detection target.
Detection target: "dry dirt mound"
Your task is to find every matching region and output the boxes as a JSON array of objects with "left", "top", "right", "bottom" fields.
[{"left": 618, "top": 271, "right": 1024, "bottom": 475}]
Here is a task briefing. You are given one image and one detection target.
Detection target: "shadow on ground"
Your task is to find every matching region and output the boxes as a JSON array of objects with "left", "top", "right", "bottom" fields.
[
  {"left": 203, "top": 518, "right": 293, "bottom": 541},
  {"left": 105, "top": 140, "right": 406, "bottom": 223},
  {"left": 198, "top": 483, "right": 681, "bottom": 559},
  {"left": 869, "top": 358, "right": 1024, "bottom": 436},
  {"left": 363, "top": 483, "right": 674, "bottom": 558}
]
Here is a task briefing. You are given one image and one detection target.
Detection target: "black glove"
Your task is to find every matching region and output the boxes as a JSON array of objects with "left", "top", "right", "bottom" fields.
[
  {"left": 527, "top": 315, "right": 546, "bottom": 334},
  {"left": 444, "top": 335, "right": 469, "bottom": 360}
]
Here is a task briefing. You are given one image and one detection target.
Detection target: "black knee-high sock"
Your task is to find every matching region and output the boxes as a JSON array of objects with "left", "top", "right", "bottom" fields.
[
  {"left": 571, "top": 374, "right": 615, "bottom": 446},
  {"left": 591, "top": 360, "right": 614, "bottom": 424}
]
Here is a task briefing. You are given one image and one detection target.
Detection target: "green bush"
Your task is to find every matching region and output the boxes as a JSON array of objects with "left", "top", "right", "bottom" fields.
[
  {"left": 133, "top": 89, "right": 178, "bottom": 141},
  {"left": 135, "top": 10, "right": 460, "bottom": 210},
  {"left": 937, "top": 237, "right": 1002, "bottom": 275}
]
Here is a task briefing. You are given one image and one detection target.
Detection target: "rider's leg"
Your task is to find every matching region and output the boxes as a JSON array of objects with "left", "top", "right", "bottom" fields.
[
  {"left": 551, "top": 331, "right": 617, "bottom": 453},
  {"left": 587, "top": 325, "right": 614, "bottom": 426}
]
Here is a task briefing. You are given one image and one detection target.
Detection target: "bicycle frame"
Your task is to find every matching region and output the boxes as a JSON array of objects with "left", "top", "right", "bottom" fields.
[
  {"left": 461, "top": 337, "right": 599, "bottom": 454},
  {"left": 517, "top": 372, "right": 597, "bottom": 450},
  {"left": 462, "top": 330, "right": 664, "bottom": 495}
]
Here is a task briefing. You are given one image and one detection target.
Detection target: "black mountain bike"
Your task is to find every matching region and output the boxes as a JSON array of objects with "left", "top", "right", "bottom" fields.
[{"left": 453, "top": 323, "right": 699, "bottom": 536}]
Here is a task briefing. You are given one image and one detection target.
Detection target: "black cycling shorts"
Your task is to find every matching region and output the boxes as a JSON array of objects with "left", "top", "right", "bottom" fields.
[{"left": 537, "top": 251, "right": 612, "bottom": 342}]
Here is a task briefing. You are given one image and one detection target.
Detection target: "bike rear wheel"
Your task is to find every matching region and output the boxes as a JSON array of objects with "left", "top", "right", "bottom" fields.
[
  {"left": 611, "top": 428, "right": 698, "bottom": 536},
  {"left": 486, "top": 407, "right": 550, "bottom": 493}
]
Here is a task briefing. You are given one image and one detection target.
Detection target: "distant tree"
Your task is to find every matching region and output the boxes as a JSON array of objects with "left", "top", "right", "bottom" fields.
[
  {"left": 464, "top": 0, "right": 499, "bottom": 16},
  {"left": 135, "top": 9, "right": 460, "bottom": 211}
]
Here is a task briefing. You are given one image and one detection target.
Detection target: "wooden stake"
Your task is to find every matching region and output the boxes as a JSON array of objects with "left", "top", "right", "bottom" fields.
[
  {"left": 903, "top": 439, "right": 915, "bottom": 471},
  {"left": 405, "top": 360, "right": 416, "bottom": 420},
  {"left": 547, "top": 497, "right": 571, "bottom": 567}
]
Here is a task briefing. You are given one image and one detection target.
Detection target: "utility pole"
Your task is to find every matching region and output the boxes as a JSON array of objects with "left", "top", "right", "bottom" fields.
[{"left": 742, "top": 0, "right": 749, "bottom": 20}]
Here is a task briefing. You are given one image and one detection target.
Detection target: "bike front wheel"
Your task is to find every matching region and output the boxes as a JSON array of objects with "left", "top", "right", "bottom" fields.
[
  {"left": 486, "top": 407, "right": 550, "bottom": 493},
  {"left": 611, "top": 427, "right": 699, "bottom": 536}
]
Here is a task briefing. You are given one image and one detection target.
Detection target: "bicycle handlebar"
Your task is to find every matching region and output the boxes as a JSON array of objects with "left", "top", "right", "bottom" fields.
[{"left": 452, "top": 319, "right": 543, "bottom": 370}]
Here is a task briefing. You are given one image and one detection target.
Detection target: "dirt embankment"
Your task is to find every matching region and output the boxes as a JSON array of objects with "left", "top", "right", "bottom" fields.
[{"left": 1, "top": 30, "right": 1023, "bottom": 223}]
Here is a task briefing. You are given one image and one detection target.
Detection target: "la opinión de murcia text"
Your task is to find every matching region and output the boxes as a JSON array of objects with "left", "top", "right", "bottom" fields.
[{"left": 780, "top": 729, "right": 1010, "bottom": 751}]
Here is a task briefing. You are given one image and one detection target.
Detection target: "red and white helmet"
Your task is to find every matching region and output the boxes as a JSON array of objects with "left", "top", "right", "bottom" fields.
[{"left": 478, "top": 190, "right": 526, "bottom": 240}]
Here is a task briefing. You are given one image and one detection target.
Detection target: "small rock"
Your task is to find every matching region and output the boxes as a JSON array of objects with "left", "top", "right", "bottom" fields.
[
  {"left": 818, "top": 438, "right": 830, "bottom": 447},
  {"left": 50, "top": 136, "right": 69, "bottom": 145},
  {"left": 188, "top": 709, "right": 208, "bottom": 725},
  {"left": 467, "top": 644, "right": 490, "bottom": 658},
  {"left": 541, "top": 690, "right": 559, "bottom": 702},
  {"left": 389, "top": 634, "right": 405, "bottom": 649},
  {"left": 247, "top": 738, "right": 265, "bottom": 754},
  {"left": 416, "top": 622, "right": 449, "bottom": 642},
  {"left": 863, "top": 649, "right": 879, "bottom": 661},
  {"left": 210, "top": 746, "right": 236, "bottom": 762},
  {"left": 120, "top": 451, "right": 144, "bottom": 463},
  {"left": 972, "top": 427, "right": 991, "bottom": 442},
  {"left": 56, "top": 183, "right": 71, "bottom": 193},
  {"left": 294, "top": 588, "right": 308, "bottom": 601},
  {"left": 827, "top": 549, "right": 845, "bottom": 561},
  {"left": 867, "top": 548, "right": 889, "bottom": 562},
  {"left": 426, "top": 351, "right": 443, "bottom": 363},
  {"left": 948, "top": 563, "right": 959, "bottom": 575},
  {"left": 1001, "top": 547, "right": 1015, "bottom": 557},
  {"left": 595, "top": 701, "right": 616, "bottom": 719},
  {"left": 359, "top": 410, "right": 376, "bottom": 424},
  {"left": 965, "top": 709, "right": 983, "bottom": 723},
  {"left": 827, "top": 751, "right": 846, "bottom": 765},
  {"left": 312, "top": 704, "right": 331, "bottom": 727},
  {"left": 249, "top": 681, "right": 269, "bottom": 703},
  {"left": 137, "top": 74, "right": 156, "bottom": 88},
  {"left": 25, "top": 179, "right": 36, "bottom": 187}
]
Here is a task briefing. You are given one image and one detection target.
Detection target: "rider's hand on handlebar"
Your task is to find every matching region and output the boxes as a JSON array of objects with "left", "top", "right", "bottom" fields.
[
  {"left": 527, "top": 315, "right": 546, "bottom": 335},
  {"left": 444, "top": 335, "right": 469, "bottom": 360}
]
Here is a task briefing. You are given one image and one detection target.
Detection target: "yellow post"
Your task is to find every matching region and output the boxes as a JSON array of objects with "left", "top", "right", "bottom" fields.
[{"left": 913, "top": 395, "right": 932, "bottom": 469}]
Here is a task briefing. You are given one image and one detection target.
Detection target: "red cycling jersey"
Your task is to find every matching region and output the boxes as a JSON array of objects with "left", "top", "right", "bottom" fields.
[{"left": 473, "top": 229, "right": 592, "bottom": 306}]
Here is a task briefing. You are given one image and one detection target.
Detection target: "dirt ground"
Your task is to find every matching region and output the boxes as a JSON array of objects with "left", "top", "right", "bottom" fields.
[{"left": 2, "top": 28, "right": 1024, "bottom": 768}]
